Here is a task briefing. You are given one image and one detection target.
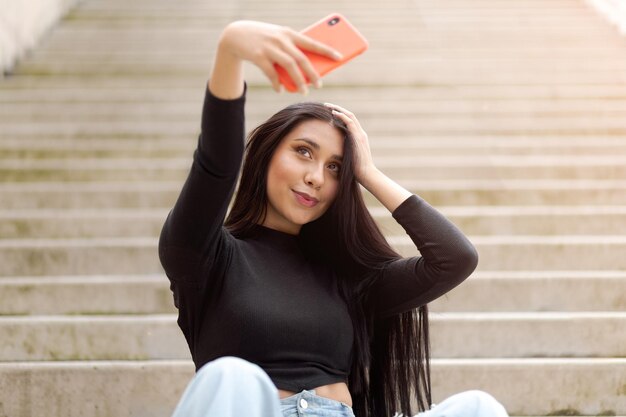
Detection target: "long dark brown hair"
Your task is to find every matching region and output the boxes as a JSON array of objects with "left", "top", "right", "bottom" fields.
[{"left": 224, "top": 102, "right": 431, "bottom": 417}]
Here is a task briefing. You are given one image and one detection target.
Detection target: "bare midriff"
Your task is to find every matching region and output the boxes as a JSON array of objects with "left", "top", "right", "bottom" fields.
[{"left": 278, "top": 381, "right": 352, "bottom": 407}]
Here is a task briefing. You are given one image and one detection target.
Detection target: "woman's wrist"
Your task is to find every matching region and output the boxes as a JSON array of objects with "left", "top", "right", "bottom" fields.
[
  {"left": 217, "top": 22, "right": 243, "bottom": 58},
  {"left": 355, "top": 164, "right": 378, "bottom": 187},
  {"left": 208, "top": 29, "right": 245, "bottom": 99},
  {"left": 359, "top": 167, "right": 412, "bottom": 213}
]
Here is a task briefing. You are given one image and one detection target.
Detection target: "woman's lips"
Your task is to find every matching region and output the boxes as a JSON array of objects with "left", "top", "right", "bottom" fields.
[{"left": 293, "top": 190, "right": 319, "bottom": 207}]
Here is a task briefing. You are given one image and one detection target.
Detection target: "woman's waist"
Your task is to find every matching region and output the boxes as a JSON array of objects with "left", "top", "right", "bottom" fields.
[{"left": 279, "top": 381, "right": 352, "bottom": 408}]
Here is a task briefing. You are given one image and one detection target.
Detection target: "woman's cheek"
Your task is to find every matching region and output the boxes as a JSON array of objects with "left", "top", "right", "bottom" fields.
[{"left": 325, "top": 181, "right": 339, "bottom": 204}]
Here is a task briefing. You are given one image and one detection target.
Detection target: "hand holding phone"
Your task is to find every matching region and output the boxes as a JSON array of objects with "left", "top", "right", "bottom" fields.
[{"left": 275, "top": 13, "right": 369, "bottom": 93}]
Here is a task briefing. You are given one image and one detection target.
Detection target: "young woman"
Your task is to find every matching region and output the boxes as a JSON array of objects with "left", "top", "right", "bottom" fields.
[{"left": 158, "top": 20, "right": 509, "bottom": 417}]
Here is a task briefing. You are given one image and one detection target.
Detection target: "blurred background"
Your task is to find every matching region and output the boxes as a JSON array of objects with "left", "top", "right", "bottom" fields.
[{"left": 0, "top": 0, "right": 625, "bottom": 416}]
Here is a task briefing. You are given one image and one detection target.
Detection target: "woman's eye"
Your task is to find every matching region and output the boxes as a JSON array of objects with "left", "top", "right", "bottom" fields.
[
  {"left": 329, "top": 163, "right": 341, "bottom": 173},
  {"left": 296, "top": 147, "right": 311, "bottom": 157}
]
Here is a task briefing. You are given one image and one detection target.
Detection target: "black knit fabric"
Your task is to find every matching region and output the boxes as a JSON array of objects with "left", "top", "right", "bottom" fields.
[{"left": 158, "top": 83, "right": 479, "bottom": 392}]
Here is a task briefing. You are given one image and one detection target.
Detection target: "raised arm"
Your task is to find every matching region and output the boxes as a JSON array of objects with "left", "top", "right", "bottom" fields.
[
  {"left": 323, "top": 102, "right": 412, "bottom": 213},
  {"left": 159, "top": 21, "right": 343, "bottom": 284},
  {"left": 325, "top": 103, "right": 478, "bottom": 318},
  {"left": 368, "top": 194, "right": 479, "bottom": 318}
]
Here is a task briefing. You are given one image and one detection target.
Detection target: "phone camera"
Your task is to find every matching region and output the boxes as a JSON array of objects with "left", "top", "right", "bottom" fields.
[{"left": 328, "top": 17, "right": 340, "bottom": 26}]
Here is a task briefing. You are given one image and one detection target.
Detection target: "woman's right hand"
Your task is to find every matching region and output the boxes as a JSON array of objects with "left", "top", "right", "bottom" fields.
[{"left": 216, "top": 20, "right": 343, "bottom": 95}]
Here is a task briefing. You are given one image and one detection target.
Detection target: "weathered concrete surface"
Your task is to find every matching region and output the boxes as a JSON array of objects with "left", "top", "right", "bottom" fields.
[
  {"left": 0, "top": 0, "right": 84, "bottom": 74},
  {"left": 1, "top": 0, "right": 625, "bottom": 415},
  {"left": 0, "top": 359, "right": 623, "bottom": 417}
]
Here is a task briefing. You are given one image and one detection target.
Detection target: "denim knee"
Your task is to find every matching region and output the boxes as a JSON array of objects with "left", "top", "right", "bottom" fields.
[
  {"left": 172, "top": 356, "right": 282, "bottom": 417},
  {"left": 457, "top": 390, "right": 508, "bottom": 416},
  {"left": 196, "top": 356, "right": 274, "bottom": 388}
]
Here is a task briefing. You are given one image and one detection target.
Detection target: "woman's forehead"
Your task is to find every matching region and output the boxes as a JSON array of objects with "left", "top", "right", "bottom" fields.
[{"left": 286, "top": 120, "right": 344, "bottom": 157}]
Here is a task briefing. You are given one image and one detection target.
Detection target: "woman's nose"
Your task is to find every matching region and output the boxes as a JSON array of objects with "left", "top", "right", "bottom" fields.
[{"left": 305, "top": 165, "right": 324, "bottom": 189}]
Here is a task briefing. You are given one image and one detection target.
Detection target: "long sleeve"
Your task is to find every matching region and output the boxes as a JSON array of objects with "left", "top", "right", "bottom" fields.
[
  {"left": 157, "top": 82, "right": 246, "bottom": 356},
  {"left": 158, "top": 82, "right": 246, "bottom": 289},
  {"left": 367, "top": 194, "right": 479, "bottom": 319}
]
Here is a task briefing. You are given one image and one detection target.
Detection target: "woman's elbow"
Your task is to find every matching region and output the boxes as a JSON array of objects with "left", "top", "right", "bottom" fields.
[
  {"left": 456, "top": 241, "right": 479, "bottom": 279},
  {"left": 437, "top": 246, "right": 478, "bottom": 292}
]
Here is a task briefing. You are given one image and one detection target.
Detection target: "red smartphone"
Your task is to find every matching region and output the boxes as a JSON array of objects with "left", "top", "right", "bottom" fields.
[{"left": 275, "top": 13, "right": 369, "bottom": 92}]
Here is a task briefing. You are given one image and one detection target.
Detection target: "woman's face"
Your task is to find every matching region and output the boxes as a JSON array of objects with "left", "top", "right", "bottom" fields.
[{"left": 262, "top": 119, "right": 344, "bottom": 235}]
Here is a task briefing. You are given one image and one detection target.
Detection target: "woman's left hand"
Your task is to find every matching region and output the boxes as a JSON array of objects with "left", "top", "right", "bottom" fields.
[{"left": 323, "top": 103, "right": 376, "bottom": 184}]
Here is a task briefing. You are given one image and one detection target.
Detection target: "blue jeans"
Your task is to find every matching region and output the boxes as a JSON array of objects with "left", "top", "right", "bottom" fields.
[
  {"left": 280, "top": 389, "right": 355, "bottom": 417},
  {"left": 414, "top": 390, "right": 509, "bottom": 417},
  {"left": 171, "top": 356, "right": 508, "bottom": 417}
]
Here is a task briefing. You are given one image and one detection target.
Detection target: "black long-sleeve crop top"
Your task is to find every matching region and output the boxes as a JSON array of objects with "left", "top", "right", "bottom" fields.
[{"left": 158, "top": 82, "right": 479, "bottom": 392}]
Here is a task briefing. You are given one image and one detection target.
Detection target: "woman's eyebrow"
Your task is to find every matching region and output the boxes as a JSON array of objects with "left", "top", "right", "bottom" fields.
[{"left": 294, "top": 138, "right": 343, "bottom": 162}]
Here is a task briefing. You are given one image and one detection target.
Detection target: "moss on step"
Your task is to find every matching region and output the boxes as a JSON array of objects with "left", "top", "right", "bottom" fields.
[
  {"left": 544, "top": 409, "right": 617, "bottom": 416},
  {"left": 1, "top": 221, "right": 34, "bottom": 238}
]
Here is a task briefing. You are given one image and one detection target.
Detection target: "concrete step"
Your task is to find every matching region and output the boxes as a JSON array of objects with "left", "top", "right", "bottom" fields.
[
  {"left": 4, "top": 112, "right": 626, "bottom": 136},
  {"left": 0, "top": 275, "right": 173, "bottom": 316},
  {"left": 12, "top": 18, "right": 626, "bottom": 83},
  {"left": 35, "top": 16, "right": 617, "bottom": 41},
  {"left": 368, "top": 137, "right": 626, "bottom": 156},
  {"left": 2, "top": 136, "right": 626, "bottom": 158},
  {"left": 3, "top": 155, "right": 626, "bottom": 181},
  {"left": 22, "top": 51, "right": 626, "bottom": 71},
  {"left": 3, "top": 269, "right": 625, "bottom": 314},
  {"left": 374, "top": 206, "right": 626, "bottom": 237},
  {"left": 4, "top": 83, "right": 626, "bottom": 101},
  {"left": 0, "top": 359, "right": 623, "bottom": 416},
  {"left": 0, "top": 315, "right": 189, "bottom": 361},
  {"left": 2, "top": 235, "right": 626, "bottom": 276},
  {"left": 58, "top": 0, "right": 594, "bottom": 11},
  {"left": 49, "top": 15, "right": 613, "bottom": 31},
  {"left": 43, "top": 10, "right": 615, "bottom": 27},
  {"left": 2, "top": 206, "right": 625, "bottom": 238},
  {"left": 429, "top": 312, "right": 626, "bottom": 358},
  {"left": 1, "top": 271, "right": 622, "bottom": 316},
  {"left": 395, "top": 235, "right": 626, "bottom": 270},
  {"left": 39, "top": 34, "right": 626, "bottom": 55},
  {"left": 0, "top": 237, "right": 161, "bottom": 276},
  {"left": 0, "top": 209, "right": 167, "bottom": 239},
  {"left": 0, "top": 182, "right": 178, "bottom": 209},
  {"left": 58, "top": 3, "right": 596, "bottom": 14},
  {"left": 61, "top": 6, "right": 594, "bottom": 19},
  {"left": 0, "top": 360, "right": 194, "bottom": 417},
  {"left": 252, "top": 57, "right": 626, "bottom": 86},
  {"left": 429, "top": 271, "right": 626, "bottom": 313},
  {"left": 2, "top": 180, "right": 626, "bottom": 209},
  {"left": 364, "top": 180, "right": 626, "bottom": 206},
  {"left": 430, "top": 358, "right": 626, "bottom": 416},
  {"left": 76, "top": 0, "right": 581, "bottom": 8},
  {"left": 62, "top": 5, "right": 598, "bottom": 16},
  {"left": 14, "top": 59, "right": 626, "bottom": 85},
  {"left": 7, "top": 99, "right": 626, "bottom": 120},
  {"left": 1, "top": 312, "right": 623, "bottom": 361},
  {"left": 50, "top": 17, "right": 615, "bottom": 34}
]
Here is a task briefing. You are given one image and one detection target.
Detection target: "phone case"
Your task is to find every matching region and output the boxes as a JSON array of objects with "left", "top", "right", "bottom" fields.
[{"left": 275, "top": 13, "right": 369, "bottom": 92}]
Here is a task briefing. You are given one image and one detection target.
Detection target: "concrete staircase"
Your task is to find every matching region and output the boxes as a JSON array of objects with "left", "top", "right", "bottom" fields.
[{"left": 1, "top": 0, "right": 625, "bottom": 416}]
